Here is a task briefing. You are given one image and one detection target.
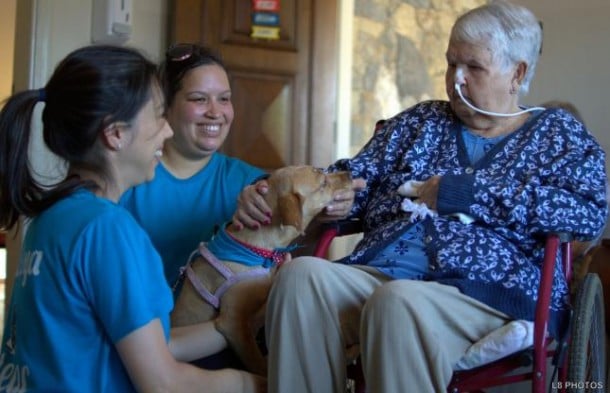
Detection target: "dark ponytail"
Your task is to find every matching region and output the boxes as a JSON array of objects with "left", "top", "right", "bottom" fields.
[
  {"left": 0, "top": 45, "right": 158, "bottom": 231},
  {"left": 0, "top": 91, "right": 45, "bottom": 229}
]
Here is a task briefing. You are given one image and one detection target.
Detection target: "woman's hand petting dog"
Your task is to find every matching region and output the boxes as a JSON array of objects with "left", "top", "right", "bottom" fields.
[
  {"left": 232, "top": 181, "right": 272, "bottom": 230},
  {"left": 232, "top": 177, "right": 366, "bottom": 230}
]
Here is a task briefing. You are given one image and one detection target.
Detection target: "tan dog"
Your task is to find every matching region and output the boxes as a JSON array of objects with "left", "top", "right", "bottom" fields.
[{"left": 171, "top": 165, "right": 353, "bottom": 375}]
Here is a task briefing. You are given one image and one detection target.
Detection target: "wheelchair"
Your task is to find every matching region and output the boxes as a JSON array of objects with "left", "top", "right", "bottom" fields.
[{"left": 312, "top": 219, "right": 607, "bottom": 393}]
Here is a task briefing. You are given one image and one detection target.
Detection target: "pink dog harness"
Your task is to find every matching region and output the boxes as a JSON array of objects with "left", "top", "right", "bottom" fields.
[
  {"left": 181, "top": 243, "right": 272, "bottom": 309},
  {"left": 178, "top": 223, "right": 298, "bottom": 310}
]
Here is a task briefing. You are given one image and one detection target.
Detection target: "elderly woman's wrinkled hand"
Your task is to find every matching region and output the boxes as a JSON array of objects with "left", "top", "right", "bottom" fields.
[
  {"left": 415, "top": 176, "right": 441, "bottom": 211},
  {"left": 318, "top": 178, "right": 367, "bottom": 221}
]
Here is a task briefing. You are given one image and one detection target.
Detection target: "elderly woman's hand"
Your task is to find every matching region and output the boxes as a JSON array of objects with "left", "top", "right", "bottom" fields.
[
  {"left": 232, "top": 180, "right": 272, "bottom": 230},
  {"left": 416, "top": 176, "right": 441, "bottom": 211},
  {"left": 232, "top": 177, "right": 367, "bottom": 229},
  {"left": 317, "top": 178, "right": 367, "bottom": 222}
]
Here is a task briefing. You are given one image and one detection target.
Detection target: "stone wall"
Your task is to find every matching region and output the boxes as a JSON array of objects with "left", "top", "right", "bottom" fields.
[{"left": 350, "top": 0, "right": 485, "bottom": 154}]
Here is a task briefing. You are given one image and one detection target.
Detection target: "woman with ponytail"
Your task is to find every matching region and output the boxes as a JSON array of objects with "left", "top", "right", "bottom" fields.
[{"left": 0, "top": 45, "right": 264, "bottom": 393}]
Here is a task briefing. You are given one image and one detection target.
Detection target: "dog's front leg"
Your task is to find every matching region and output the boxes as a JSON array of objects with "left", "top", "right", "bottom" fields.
[{"left": 216, "top": 277, "right": 272, "bottom": 376}]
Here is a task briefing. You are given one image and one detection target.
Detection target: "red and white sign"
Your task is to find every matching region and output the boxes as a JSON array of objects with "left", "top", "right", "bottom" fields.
[{"left": 252, "top": 0, "right": 280, "bottom": 12}]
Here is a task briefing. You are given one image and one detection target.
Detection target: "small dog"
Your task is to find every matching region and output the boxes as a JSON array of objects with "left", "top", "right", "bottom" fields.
[{"left": 171, "top": 165, "right": 353, "bottom": 375}]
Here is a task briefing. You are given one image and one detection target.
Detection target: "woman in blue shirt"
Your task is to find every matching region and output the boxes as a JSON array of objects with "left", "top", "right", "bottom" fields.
[
  {"left": 0, "top": 45, "right": 264, "bottom": 393},
  {"left": 120, "top": 44, "right": 265, "bottom": 288}
]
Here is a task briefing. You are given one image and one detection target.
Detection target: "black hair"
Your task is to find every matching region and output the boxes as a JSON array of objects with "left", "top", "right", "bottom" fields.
[
  {"left": 160, "top": 43, "right": 227, "bottom": 108},
  {"left": 0, "top": 44, "right": 158, "bottom": 230}
]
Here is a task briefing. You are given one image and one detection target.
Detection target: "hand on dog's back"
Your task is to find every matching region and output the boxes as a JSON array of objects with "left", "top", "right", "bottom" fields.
[{"left": 233, "top": 181, "right": 272, "bottom": 230}]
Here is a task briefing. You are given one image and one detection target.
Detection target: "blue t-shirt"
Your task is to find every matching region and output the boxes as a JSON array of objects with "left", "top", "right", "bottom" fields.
[
  {"left": 0, "top": 189, "right": 173, "bottom": 393},
  {"left": 120, "top": 153, "right": 265, "bottom": 286}
]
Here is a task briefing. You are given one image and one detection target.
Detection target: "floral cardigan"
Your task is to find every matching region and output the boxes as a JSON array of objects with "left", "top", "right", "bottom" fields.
[{"left": 329, "top": 100, "right": 608, "bottom": 338}]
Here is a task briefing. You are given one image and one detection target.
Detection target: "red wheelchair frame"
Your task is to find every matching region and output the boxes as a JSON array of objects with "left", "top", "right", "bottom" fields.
[{"left": 313, "top": 220, "right": 607, "bottom": 393}]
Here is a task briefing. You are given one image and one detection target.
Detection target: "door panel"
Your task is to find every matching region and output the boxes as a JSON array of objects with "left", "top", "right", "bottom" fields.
[
  {"left": 228, "top": 70, "right": 293, "bottom": 168},
  {"left": 169, "top": 0, "right": 337, "bottom": 170}
]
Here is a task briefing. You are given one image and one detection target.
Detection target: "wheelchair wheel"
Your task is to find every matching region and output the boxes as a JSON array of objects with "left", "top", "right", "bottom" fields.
[{"left": 567, "top": 273, "right": 607, "bottom": 392}]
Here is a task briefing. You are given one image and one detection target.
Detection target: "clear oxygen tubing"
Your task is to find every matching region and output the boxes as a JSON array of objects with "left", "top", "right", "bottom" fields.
[{"left": 454, "top": 69, "right": 545, "bottom": 117}]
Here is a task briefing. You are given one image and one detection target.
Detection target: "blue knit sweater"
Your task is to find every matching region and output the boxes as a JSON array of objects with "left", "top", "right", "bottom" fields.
[{"left": 330, "top": 101, "right": 608, "bottom": 338}]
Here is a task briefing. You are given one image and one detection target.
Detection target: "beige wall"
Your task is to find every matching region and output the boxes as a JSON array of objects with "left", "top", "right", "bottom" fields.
[
  {"left": 0, "top": 0, "right": 16, "bottom": 103},
  {"left": 517, "top": 0, "right": 610, "bottom": 168},
  {"left": 18, "top": 0, "right": 167, "bottom": 88}
]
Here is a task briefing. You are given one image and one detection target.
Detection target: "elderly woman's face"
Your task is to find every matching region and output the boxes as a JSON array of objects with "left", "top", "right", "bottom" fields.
[{"left": 445, "top": 39, "right": 517, "bottom": 127}]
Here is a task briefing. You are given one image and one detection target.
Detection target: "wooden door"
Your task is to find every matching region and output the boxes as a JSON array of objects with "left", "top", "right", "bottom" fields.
[{"left": 169, "top": 0, "right": 338, "bottom": 170}]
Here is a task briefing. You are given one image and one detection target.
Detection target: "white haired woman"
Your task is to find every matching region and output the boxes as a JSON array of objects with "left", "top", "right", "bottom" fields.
[{"left": 233, "top": 1, "right": 608, "bottom": 392}]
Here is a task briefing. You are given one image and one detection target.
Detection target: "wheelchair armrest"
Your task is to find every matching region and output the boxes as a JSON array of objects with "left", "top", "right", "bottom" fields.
[
  {"left": 313, "top": 219, "right": 363, "bottom": 258},
  {"left": 321, "top": 218, "right": 363, "bottom": 236}
]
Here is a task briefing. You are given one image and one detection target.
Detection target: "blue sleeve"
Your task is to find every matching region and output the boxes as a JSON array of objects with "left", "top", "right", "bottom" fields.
[
  {"left": 75, "top": 209, "right": 173, "bottom": 343},
  {"left": 437, "top": 174, "right": 476, "bottom": 215},
  {"left": 232, "top": 158, "right": 266, "bottom": 185}
]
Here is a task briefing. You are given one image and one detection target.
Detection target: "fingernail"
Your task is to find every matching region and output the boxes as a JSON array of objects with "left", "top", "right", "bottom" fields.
[
  {"left": 263, "top": 219, "right": 271, "bottom": 225},
  {"left": 265, "top": 212, "right": 272, "bottom": 218}
]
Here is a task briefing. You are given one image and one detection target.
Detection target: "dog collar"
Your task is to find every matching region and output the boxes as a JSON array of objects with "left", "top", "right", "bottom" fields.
[{"left": 224, "top": 229, "right": 296, "bottom": 267}]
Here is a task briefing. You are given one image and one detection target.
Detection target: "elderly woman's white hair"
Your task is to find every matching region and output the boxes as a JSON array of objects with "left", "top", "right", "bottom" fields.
[{"left": 450, "top": 0, "right": 542, "bottom": 95}]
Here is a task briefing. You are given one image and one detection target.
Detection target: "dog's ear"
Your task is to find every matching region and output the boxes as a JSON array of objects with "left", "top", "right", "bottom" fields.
[{"left": 278, "top": 193, "right": 304, "bottom": 232}]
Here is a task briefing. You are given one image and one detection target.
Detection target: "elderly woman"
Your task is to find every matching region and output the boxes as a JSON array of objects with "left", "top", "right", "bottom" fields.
[{"left": 233, "top": 1, "right": 608, "bottom": 392}]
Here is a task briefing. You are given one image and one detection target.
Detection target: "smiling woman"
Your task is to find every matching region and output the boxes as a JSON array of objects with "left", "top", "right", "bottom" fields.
[
  {"left": 0, "top": 44, "right": 265, "bottom": 393},
  {"left": 120, "top": 44, "right": 266, "bottom": 289},
  {"left": 119, "top": 44, "right": 266, "bottom": 371}
]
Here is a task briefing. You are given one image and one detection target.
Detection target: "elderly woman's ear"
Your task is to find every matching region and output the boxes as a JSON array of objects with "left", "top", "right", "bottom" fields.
[{"left": 511, "top": 62, "right": 528, "bottom": 94}]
